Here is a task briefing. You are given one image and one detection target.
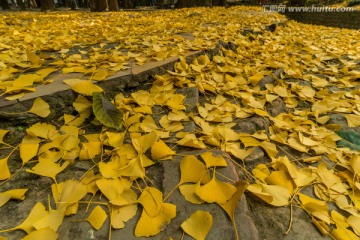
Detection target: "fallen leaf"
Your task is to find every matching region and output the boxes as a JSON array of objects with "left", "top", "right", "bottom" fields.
[
  {"left": 28, "top": 97, "right": 51, "bottom": 118},
  {"left": 86, "top": 206, "right": 107, "bottom": 230},
  {"left": 181, "top": 210, "right": 213, "bottom": 240}
]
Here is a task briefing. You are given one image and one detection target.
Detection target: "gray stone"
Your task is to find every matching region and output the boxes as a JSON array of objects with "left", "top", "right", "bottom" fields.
[
  {"left": 244, "top": 147, "right": 265, "bottom": 163},
  {"left": 176, "top": 87, "right": 199, "bottom": 113},
  {"left": 266, "top": 97, "right": 287, "bottom": 117}
]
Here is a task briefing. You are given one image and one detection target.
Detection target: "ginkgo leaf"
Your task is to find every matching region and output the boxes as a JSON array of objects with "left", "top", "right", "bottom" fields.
[
  {"left": 21, "top": 228, "right": 58, "bottom": 240},
  {"left": 348, "top": 215, "right": 360, "bottom": 236},
  {"left": 331, "top": 210, "right": 349, "bottom": 230},
  {"left": 73, "top": 95, "right": 92, "bottom": 117},
  {"left": 33, "top": 209, "right": 64, "bottom": 232},
  {"left": 111, "top": 204, "right": 138, "bottom": 229},
  {"left": 247, "top": 183, "right": 290, "bottom": 207},
  {"left": 0, "top": 157, "right": 10, "bottom": 181},
  {"left": 26, "top": 123, "right": 57, "bottom": 139},
  {"left": 20, "top": 135, "right": 40, "bottom": 164},
  {"left": 331, "top": 227, "right": 359, "bottom": 240},
  {"left": 26, "top": 160, "right": 69, "bottom": 182},
  {"left": 179, "top": 155, "right": 211, "bottom": 185},
  {"left": 53, "top": 180, "right": 88, "bottom": 212},
  {"left": 26, "top": 49, "right": 45, "bottom": 66},
  {"left": 177, "top": 133, "right": 207, "bottom": 149},
  {"left": 200, "top": 151, "right": 228, "bottom": 168},
  {"left": 28, "top": 97, "right": 50, "bottom": 118},
  {"left": 181, "top": 210, "right": 213, "bottom": 240},
  {"left": 151, "top": 140, "right": 175, "bottom": 161},
  {"left": 0, "top": 129, "right": 10, "bottom": 144},
  {"left": 298, "top": 193, "right": 330, "bottom": 224},
  {"left": 96, "top": 178, "right": 134, "bottom": 206},
  {"left": 0, "top": 189, "right": 28, "bottom": 207},
  {"left": 179, "top": 183, "right": 204, "bottom": 204},
  {"left": 344, "top": 114, "right": 360, "bottom": 128},
  {"left": 86, "top": 206, "right": 107, "bottom": 230},
  {"left": 91, "top": 69, "right": 108, "bottom": 81},
  {"left": 71, "top": 80, "right": 103, "bottom": 96},
  {"left": 137, "top": 187, "right": 163, "bottom": 218},
  {"left": 132, "top": 132, "right": 159, "bottom": 154},
  {"left": 14, "top": 202, "right": 48, "bottom": 234},
  {"left": 92, "top": 92, "right": 123, "bottom": 131},
  {"left": 195, "top": 176, "right": 237, "bottom": 204},
  {"left": 218, "top": 180, "right": 249, "bottom": 221},
  {"left": 134, "top": 203, "right": 176, "bottom": 237}
]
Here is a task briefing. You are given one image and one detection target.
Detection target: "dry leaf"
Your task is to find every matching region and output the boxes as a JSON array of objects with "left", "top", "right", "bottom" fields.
[{"left": 181, "top": 210, "right": 213, "bottom": 240}]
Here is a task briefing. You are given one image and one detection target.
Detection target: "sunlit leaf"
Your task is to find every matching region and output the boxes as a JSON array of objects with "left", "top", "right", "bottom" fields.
[
  {"left": 195, "top": 176, "right": 237, "bottom": 204},
  {"left": 181, "top": 210, "right": 213, "bottom": 240},
  {"left": 71, "top": 80, "right": 103, "bottom": 96},
  {"left": 28, "top": 97, "right": 50, "bottom": 118},
  {"left": 134, "top": 203, "right": 176, "bottom": 237},
  {"left": 0, "top": 189, "right": 28, "bottom": 208},
  {"left": 21, "top": 228, "right": 58, "bottom": 240},
  {"left": 86, "top": 206, "right": 107, "bottom": 230}
]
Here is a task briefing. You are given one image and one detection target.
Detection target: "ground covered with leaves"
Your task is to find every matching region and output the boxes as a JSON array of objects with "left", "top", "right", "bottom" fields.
[{"left": 0, "top": 6, "right": 360, "bottom": 240}]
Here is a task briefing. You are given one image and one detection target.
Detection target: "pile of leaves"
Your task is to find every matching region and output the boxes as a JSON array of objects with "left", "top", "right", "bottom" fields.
[{"left": 1, "top": 5, "right": 360, "bottom": 240}]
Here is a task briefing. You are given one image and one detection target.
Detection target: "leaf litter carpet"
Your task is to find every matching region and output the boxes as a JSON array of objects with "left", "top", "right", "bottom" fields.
[{"left": 0, "top": 6, "right": 360, "bottom": 240}]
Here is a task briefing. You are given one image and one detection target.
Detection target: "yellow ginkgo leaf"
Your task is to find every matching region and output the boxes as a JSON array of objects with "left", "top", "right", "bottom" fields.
[
  {"left": 26, "top": 160, "right": 69, "bottom": 182},
  {"left": 347, "top": 215, "right": 360, "bottom": 236},
  {"left": 166, "top": 94, "right": 186, "bottom": 111},
  {"left": 21, "top": 228, "right": 58, "bottom": 240},
  {"left": 139, "top": 115, "right": 158, "bottom": 132},
  {"left": 135, "top": 203, "right": 176, "bottom": 237},
  {"left": 298, "top": 193, "right": 330, "bottom": 224},
  {"left": 0, "top": 157, "right": 10, "bottom": 181},
  {"left": 247, "top": 183, "right": 290, "bottom": 207},
  {"left": 331, "top": 210, "right": 349, "bottom": 230},
  {"left": 151, "top": 140, "right": 175, "bottom": 161},
  {"left": 179, "top": 155, "right": 211, "bottom": 185},
  {"left": 179, "top": 183, "right": 204, "bottom": 204},
  {"left": 79, "top": 142, "right": 102, "bottom": 160},
  {"left": 53, "top": 180, "right": 88, "bottom": 212},
  {"left": 14, "top": 202, "right": 48, "bottom": 234},
  {"left": 73, "top": 94, "right": 92, "bottom": 117},
  {"left": 0, "top": 129, "right": 10, "bottom": 144},
  {"left": 177, "top": 133, "right": 207, "bottom": 149},
  {"left": 86, "top": 206, "right": 107, "bottom": 230},
  {"left": 0, "top": 189, "right": 28, "bottom": 207},
  {"left": 33, "top": 209, "right": 64, "bottom": 232},
  {"left": 331, "top": 227, "right": 359, "bottom": 240},
  {"left": 111, "top": 204, "right": 138, "bottom": 229},
  {"left": 96, "top": 178, "right": 128, "bottom": 205},
  {"left": 195, "top": 176, "right": 237, "bottom": 204},
  {"left": 181, "top": 210, "right": 213, "bottom": 240},
  {"left": 91, "top": 69, "right": 108, "bottom": 81},
  {"left": 137, "top": 187, "right": 163, "bottom": 218},
  {"left": 20, "top": 135, "right": 40, "bottom": 164},
  {"left": 218, "top": 180, "right": 249, "bottom": 221},
  {"left": 26, "top": 123, "right": 57, "bottom": 139},
  {"left": 344, "top": 114, "right": 360, "bottom": 128},
  {"left": 71, "top": 80, "right": 103, "bottom": 96},
  {"left": 200, "top": 151, "right": 227, "bottom": 168},
  {"left": 259, "top": 141, "right": 278, "bottom": 158},
  {"left": 106, "top": 132, "right": 125, "bottom": 148},
  {"left": 132, "top": 132, "right": 159, "bottom": 154},
  {"left": 26, "top": 49, "right": 45, "bottom": 66},
  {"left": 28, "top": 97, "right": 50, "bottom": 118},
  {"left": 265, "top": 170, "right": 294, "bottom": 194}
]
